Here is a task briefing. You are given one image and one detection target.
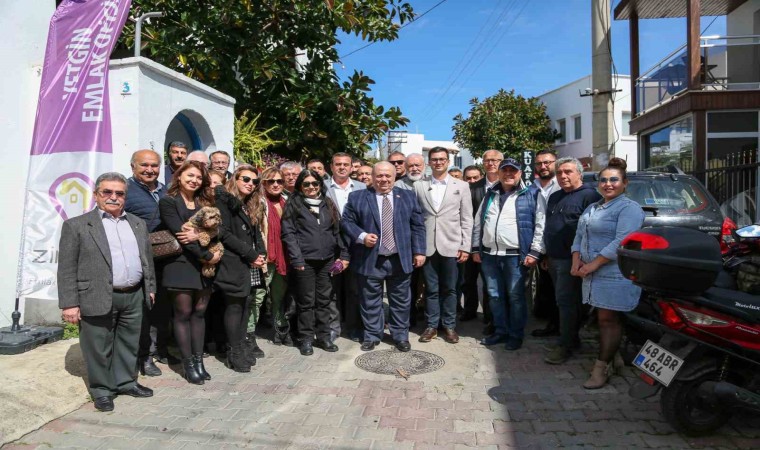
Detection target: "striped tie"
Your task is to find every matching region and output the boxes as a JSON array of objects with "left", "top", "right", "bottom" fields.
[{"left": 381, "top": 194, "right": 396, "bottom": 254}]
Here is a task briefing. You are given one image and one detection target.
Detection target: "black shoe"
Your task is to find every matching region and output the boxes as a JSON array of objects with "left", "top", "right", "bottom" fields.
[
  {"left": 182, "top": 357, "right": 204, "bottom": 385},
  {"left": 93, "top": 396, "right": 114, "bottom": 412},
  {"left": 246, "top": 333, "right": 265, "bottom": 360},
  {"left": 458, "top": 311, "right": 477, "bottom": 322},
  {"left": 192, "top": 353, "right": 211, "bottom": 381},
  {"left": 395, "top": 341, "right": 411, "bottom": 352},
  {"left": 505, "top": 338, "right": 523, "bottom": 351},
  {"left": 360, "top": 341, "right": 378, "bottom": 351},
  {"left": 299, "top": 341, "right": 314, "bottom": 356},
  {"left": 154, "top": 353, "right": 181, "bottom": 365},
  {"left": 139, "top": 357, "right": 162, "bottom": 377},
  {"left": 531, "top": 323, "right": 560, "bottom": 337},
  {"left": 225, "top": 344, "right": 252, "bottom": 372},
  {"left": 314, "top": 339, "right": 338, "bottom": 352},
  {"left": 118, "top": 383, "right": 154, "bottom": 398},
  {"left": 480, "top": 334, "right": 508, "bottom": 346}
]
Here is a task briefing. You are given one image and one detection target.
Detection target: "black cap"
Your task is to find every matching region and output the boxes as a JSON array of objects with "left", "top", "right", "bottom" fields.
[{"left": 499, "top": 158, "right": 521, "bottom": 171}]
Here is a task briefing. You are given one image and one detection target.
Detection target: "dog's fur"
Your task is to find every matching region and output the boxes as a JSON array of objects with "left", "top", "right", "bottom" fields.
[{"left": 184, "top": 206, "right": 224, "bottom": 277}]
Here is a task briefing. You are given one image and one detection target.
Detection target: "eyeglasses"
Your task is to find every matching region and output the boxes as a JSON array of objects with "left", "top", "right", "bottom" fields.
[
  {"left": 239, "top": 176, "right": 260, "bottom": 185},
  {"left": 98, "top": 189, "right": 126, "bottom": 198},
  {"left": 429, "top": 158, "right": 448, "bottom": 163},
  {"left": 265, "top": 178, "right": 284, "bottom": 185},
  {"left": 389, "top": 160, "right": 405, "bottom": 165},
  {"left": 484, "top": 159, "right": 503, "bottom": 165},
  {"left": 302, "top": 181, "right": 321, "bottom": 188},
  {"left": 599, "top": 177, "right": 621, "bottom": 184},
  {"left": 535, "top": 160, "right": 556, "bottom": 166}
]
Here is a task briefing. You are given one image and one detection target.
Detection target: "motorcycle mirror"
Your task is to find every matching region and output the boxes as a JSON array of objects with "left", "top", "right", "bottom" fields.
[{"left": 735, "top": 224, "right": 760, "bottom": 238}]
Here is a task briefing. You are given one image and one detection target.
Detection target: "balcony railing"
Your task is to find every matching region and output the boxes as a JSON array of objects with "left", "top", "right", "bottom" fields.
[{"left": 635, "top": 35, "right": 760, "bottom": 115}]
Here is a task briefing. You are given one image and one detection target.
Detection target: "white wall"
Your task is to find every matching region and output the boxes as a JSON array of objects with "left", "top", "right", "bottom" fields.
[
  {"left": 539, "top": 74, "right": 638, "bottom": 171},
  {"left": 393, "top": 133, "right": 475, "bottom": 170},
  {"left": 0, "top": 0, "right": 56, "bottom": 327}
]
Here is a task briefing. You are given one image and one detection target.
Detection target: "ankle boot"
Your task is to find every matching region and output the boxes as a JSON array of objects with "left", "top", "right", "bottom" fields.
[
  {"left": 247, "top": 333, "right": 265, "bottom": 359},
  {"left": 192, "top": 353, "right": 211, "bottom": 381},
  {"left": 226, "top": 344, "right": 251, "bottom": 373},
  {"left": 583, "top": 360, "right": 611, "bottom": 389},
  {"left": 182, "top": 357, "right": 204, "bottom": 385}
]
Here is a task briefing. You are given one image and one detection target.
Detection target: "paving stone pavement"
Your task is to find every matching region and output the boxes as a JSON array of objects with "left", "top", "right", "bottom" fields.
[{"left": 7, "top": 318, "right": 760, "bottom": 449}]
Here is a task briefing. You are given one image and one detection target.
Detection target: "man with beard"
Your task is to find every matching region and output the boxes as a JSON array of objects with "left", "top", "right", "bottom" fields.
[
  {"left": 387, "top": 151, "right": 407, "bottom": 181},
  {"left": 164, "top": 141, "right": 187, "bottom": 186},
  {"left": 530, "top": 150, "right": 562, "bottom": 338},
  {"left": 394, "top": 153, "right": 424, "bottom": 190},
  {"left": 351, "top": 157, "right": 362, "bottom": 180}
]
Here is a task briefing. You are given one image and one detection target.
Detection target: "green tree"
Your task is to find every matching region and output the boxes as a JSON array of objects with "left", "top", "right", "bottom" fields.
[
  {"left": 119, "top": 0, "right": 412, "bottom": 161},
  {"left": 452, "top": 89, "right": 559, "bottom": 160}
]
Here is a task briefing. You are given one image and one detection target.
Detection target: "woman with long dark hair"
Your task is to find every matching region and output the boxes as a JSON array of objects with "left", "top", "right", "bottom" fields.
[
  {"left": 214, "top": 165, "right": 267, "bottom": 371},
  {"left": 159, "top": 160, "right": 220, "bottom": 384},
  {"left": 571, "top": 158, "right": 645, "bottom": 389},
  {"left": 281, "top": 170, "right": 349, "bottom": 355}
]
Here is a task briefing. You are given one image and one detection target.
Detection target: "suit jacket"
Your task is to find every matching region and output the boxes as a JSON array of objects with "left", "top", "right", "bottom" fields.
[
  {"left": 58, "top": 209, "right": 156, "bottom": 316},
  {"left": 341, "top": 187, "right": 426, "bottom": 276},
  {"left": 413, "top": 177, "right": 473, "bottom": 257}
]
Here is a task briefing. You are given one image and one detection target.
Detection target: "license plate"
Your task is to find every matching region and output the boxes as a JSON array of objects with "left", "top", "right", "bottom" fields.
[{"left": 632, "top": 340, "right": 684, "bottom": 387}]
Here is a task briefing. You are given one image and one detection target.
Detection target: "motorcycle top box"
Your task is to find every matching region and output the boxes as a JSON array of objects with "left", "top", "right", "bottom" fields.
[{"left": 618, "top": 226, "right": 723, "bottom": 295}]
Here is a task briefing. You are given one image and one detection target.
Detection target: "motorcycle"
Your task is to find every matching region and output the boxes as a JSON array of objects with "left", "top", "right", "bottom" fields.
[{"left": 617, "top": 225, "right": 760, "bottom": 436}]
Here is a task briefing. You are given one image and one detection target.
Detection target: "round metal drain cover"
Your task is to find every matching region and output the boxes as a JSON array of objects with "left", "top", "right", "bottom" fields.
[{"left": 355, "top": 349, "right": 445, "bottom": 376}]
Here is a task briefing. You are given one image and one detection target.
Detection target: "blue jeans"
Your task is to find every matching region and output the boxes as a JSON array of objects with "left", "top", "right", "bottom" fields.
[
  {"left": 423, "top": 252, "right": 459, "bottom": 329},
  {"left": 547, "top": 258, "right": 582, "bottom": 349},
  {"left": 480, "top": 253, "right": 527, "bottom": 340}
]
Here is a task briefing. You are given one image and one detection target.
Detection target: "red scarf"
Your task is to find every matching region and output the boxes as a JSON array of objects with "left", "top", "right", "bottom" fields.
[{"left": 265, "top": 195, "right": 287, "bottom": 275}]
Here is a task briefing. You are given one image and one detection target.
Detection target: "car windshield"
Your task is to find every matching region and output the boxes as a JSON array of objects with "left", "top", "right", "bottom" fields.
[{"left": 625, "top": 177, "right": 709, "bottom": 214}]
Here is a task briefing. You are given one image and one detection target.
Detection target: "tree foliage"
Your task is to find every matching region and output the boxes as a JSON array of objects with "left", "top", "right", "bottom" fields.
[
  {"left": 452, "top": 89, "right": 559, "bottom": 160},
  {"left": 119, "top": 0, "right": 413, "bottom": 161}
]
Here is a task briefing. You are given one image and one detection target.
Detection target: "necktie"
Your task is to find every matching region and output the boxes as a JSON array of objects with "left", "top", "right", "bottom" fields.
[{"left": 381, "top": 194, "right": 396, "bottom": 254}]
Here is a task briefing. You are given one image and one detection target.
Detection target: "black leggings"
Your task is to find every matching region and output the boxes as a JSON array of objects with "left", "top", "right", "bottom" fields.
[
  {"left": 172, "top": 289, "right": 211, "bottom": 358},
  {"left": 224, "top": 295, "right": 251, "bottom": 347}
]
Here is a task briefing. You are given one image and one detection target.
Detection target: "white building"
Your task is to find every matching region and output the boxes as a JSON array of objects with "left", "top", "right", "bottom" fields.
[
  {"left": 386, "top": 132, "right": 476, "bottom": 171},
  {"left": 1, "top": 1, "right": 235, "bottom": 326},
  {"left": 538, "top": 75, "right": 638, "bottom": 170}
]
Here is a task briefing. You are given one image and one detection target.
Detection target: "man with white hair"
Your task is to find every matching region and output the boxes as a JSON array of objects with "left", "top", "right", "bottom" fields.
[
  {"left": 279, "top": 161, "right": 303, "bottom": 199},
  {"left": 186, "top": 150, "right": 209, "bottom": 167},
  {"left": 394, "top": 153, "right": 425, "bottom": 190}
]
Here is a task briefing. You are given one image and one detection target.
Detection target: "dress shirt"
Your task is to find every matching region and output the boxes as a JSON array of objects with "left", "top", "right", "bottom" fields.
[
  {"left": 330, "top": 177, "right": 359, "bottom": 215},
  {"left": 430, "top": 174, "right": 449, "bottom": 210},
  {"left": 535, "top": 177, "right": 560, "bottom": 218},
  {"left": 100, "top": 209, "right": 143, "bottom": 289},
  {"left": 357, "top": 191, "right": 395, "bottom": 253}
]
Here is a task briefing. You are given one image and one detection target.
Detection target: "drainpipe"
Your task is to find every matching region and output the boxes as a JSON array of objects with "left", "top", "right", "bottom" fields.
[{"left": 134, "top": 12, "right": 164, "bottom": 58}]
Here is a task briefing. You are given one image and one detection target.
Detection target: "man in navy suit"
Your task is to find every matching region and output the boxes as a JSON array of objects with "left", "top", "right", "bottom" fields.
[{"left": 342, "top": 162, "right": 426, "bottom": 352}]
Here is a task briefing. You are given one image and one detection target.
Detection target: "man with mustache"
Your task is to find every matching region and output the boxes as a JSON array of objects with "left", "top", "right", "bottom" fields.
[{"left": 164, "top": 141, "right": 187, "bottom": 186}]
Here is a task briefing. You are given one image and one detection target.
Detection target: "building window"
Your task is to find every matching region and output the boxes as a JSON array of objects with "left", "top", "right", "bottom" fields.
[
  {"left": 642, "top": 115, "right": 693, "bottom": 170},
  {"left": 573, "top": 115, "right": 582, "bottom": 140},
  {"left": 622, "top": 111, "right": 632, "bottom": 135},
  {"left": 454, "top": 155, "right": 462, "bottom": 168},
  {"left": 557, "top": 119, "right": 566, "bottom": 143}
]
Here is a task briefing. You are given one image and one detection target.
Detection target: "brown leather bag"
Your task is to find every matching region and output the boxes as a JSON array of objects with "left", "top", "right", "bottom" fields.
[{"left": 149, "top": 230, "right": 182, "bottom": 259}]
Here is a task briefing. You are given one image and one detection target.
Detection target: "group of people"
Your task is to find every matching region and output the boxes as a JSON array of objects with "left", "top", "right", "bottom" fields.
[{"left": 57, "top": 140, "right": 644, "bottom": 412}]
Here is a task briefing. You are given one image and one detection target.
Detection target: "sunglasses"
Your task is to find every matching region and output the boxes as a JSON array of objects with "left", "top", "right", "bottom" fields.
[
  {"left": 239, "top": 176, "right": 260, "bottom": 185},
  {"left": 265, "top": 178, "right": 284, "bottom": 185},
  {"left": 389, "top": 160, "right": 405, "bottom": 165},
  {"left": 302, "top": 181, "right": 321, "bottom": 188},
  {"left": 599, "top": 177, "right": 621, "bottom": 184},
  {"left": 98, "top": 189, "right": 126, "bottom": 198}
]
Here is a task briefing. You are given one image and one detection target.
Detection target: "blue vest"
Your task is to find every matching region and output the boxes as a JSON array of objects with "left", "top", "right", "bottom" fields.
[{"left": 478, "top": 186, "right": 538, "bottom": 261}]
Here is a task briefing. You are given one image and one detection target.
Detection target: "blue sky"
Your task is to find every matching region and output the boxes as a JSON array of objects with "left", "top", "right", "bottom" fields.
[{"left": 335, "top": 0, "right": 726, "bottom": 141}]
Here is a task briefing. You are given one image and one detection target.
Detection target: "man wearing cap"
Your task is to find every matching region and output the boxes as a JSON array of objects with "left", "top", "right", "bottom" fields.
[{"left": 471, "top": 158, "right": 545, "bottom": 351}]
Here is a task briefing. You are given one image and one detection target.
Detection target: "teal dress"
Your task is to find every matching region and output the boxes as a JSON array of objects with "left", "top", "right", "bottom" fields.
[{"left": 571, "top": 195, "right": 645, "bottom": 312}]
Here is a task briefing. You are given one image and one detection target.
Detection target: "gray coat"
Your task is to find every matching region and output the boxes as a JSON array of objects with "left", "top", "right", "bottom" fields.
[{"left": 58, "top": 209, "right": 156, "bottom": 316}]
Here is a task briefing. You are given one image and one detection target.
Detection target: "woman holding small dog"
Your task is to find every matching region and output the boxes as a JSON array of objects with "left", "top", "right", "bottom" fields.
[
  {"left": 159, "top": 160, "right": 221, "bottom": 385},
  {"left": 214, "top": 165, "right": 267, "bottom": 372},
  {"left": 281, "top": 170, "right": 349, "bottom": 356}
]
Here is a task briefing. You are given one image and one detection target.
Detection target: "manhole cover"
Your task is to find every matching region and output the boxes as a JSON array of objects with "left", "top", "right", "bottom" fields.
[{"left": 355, "top": 349, "right": 445, "bottom": 376}]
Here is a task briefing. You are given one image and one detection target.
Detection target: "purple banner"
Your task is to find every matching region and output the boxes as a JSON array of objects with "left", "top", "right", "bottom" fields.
[{"left": 30, "top": 0, "right": 131, "bottom": 155}]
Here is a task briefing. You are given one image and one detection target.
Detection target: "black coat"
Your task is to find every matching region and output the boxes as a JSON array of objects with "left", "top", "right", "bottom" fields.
[
  {"left": 213, "top": 187, "right": 266, "bottom": 298},
  {"left": 281, "top": 196, "right": 348, "bottom": 267},
  {"left": 158, "top": 195, "right": 213, "bottom": 290},
  {"left": 470, "top": 178, "right": 487, "bottom": 218}
]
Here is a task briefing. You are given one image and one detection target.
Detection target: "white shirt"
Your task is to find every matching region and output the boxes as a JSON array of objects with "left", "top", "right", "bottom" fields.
[
  {"left": 329, "top": 177, "right": 358, "bottom": 215},
  {"left": 430, "top": 174, "right": 449, "bottom": 210},
  {"left": 485, "top": 175, "right": 499, "bottom": 191}
]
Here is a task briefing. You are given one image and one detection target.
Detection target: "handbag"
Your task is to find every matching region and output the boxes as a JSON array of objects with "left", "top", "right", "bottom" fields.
[{"left": 149, "top": 230, "right": 182, "bottom": 259}]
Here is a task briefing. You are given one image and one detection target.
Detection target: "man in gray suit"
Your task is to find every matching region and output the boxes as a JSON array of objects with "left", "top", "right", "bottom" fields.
[
  {"left": 324, "top": 152, "right": 366, "bottom": 341},
  {"left": 414, "top": 147, "right": 473, "bottom": 344},
  {"left": 59, "top": 172, "right": 157, "bottom": 412}
]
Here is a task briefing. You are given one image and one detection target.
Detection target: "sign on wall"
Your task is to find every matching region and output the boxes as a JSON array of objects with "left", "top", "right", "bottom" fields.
[
  {"left": 522, "top": 150, "right": 533, "bottom": 186},
  {"left": 17, "top": 0, "right": 131, "bottom": 300}
]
